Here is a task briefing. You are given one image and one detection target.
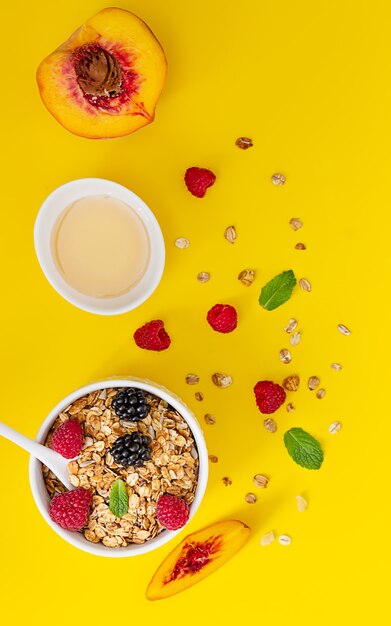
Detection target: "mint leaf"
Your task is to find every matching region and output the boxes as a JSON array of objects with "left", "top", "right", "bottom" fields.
[
  {"left": 109, "top": 479, "right": 128, "bottom": 518},
  {"left": 259, "top": 270, "right": 296, "bottom": 311},
  {"left": 284, "top": 428, "right": 324, "bottom": 470}
]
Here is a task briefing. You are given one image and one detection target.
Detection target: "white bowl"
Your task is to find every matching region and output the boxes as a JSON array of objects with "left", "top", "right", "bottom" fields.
[
  {"left": 34, "top": 178, "right": 165, "bottom": 315},
  {"left": 29, "top": 378, "right": 208, "bottom": 557}
]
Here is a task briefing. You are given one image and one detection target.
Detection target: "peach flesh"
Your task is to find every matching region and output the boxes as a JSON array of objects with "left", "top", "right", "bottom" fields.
[{"left": 164, "top": 535, "right": 223, "bottom": 584}]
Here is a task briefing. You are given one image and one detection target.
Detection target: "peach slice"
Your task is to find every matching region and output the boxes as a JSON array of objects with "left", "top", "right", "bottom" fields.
[
  {"left": 146, "top": 520, "right": 250, "bottom": 600},
  {"left": 37, "top": 8, "right": 167, "bottom": 138}
]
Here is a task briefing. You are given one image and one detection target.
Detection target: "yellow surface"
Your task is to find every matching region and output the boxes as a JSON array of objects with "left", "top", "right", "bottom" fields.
[{"left": 0, "top": 1, "right": 389, "bottom": 623}]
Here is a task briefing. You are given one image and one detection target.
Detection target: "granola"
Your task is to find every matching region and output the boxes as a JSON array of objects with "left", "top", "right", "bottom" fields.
[{"left": 42, "top": 388, "right": 199, "bottom": 547}]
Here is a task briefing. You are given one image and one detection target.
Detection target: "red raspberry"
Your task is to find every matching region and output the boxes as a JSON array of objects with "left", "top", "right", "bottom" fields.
[
  {"left": 184, "top": 167, "right": 216, "bottom": 198},
  {"left": 207, "top": 304, "right": 238, "bottom": 333},
  {"left": 49, "top": 488, "right": 92, "bottom": 531},
  {"left": 254, "top": 381, "right": 286, "bottom": 414},
  {"left": 157, "top": 494, "right": 190, "bottom": 530},
  {"left": 50, "top": 419, "right": 83, "bottom": 459},
  {"left": 133, "top": 320, "right": 171, "bottom": 351}
]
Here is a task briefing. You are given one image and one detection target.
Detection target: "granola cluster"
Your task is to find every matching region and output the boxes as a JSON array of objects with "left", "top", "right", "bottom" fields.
[{"left": 42, "top": 387, "right": 199, "bottom": 547}]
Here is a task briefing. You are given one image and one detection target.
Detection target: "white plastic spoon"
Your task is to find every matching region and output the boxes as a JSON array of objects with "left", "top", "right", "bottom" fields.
[{"left": 0, "top": 421, "right": 72, "bottom": 490}]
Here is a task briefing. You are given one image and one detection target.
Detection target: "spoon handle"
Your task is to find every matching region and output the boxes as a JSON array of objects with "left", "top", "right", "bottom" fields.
[{"left": 0, "top": 422, "right": 72, "bottom": 490}]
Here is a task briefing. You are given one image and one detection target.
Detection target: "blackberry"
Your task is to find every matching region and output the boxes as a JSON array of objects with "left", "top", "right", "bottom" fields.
[
  {"left": 110, "top": 433, "right": 152, "bottom": 467},
  {"left": 111, "top": 388, "right": 150, "bottom": 422}
]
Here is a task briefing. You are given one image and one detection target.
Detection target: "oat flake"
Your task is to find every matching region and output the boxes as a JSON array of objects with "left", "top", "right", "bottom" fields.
[
  {"left": 331, "top": 363, "right": 343, "bottom": 371},
  {"left": 186, "top": 373, "right": 199, "bottom": 385},
  {"left": 253, "top": 474, "right": 269, "bottom": 489},
  {"left": 299, "top": 277, "right": 312, "bottom": 292},
  {"left": 308, "top": 376, "right": 320, "bottom": 390},
  {"left": 286, "top": 403, "right": 295, "bottom": 413},
  {"left": 260, "top": 531, "right": 275, "bottom": 546},
  {"left": 197, "top": 272, "right": 210, "bottom": 283},
  {"left": 338, "top": 324, "right": 351, "bottom": 336},
  {"left": 204, "top": 413, "right": 216, "bottom": 425},
  {"left": 290, "top": 331, "right": 301, "bottom": 346},
  {"left": 195, "top": 392, "right": 204, "bottom": 401},
  {"left": 238, "top": 268, "right": 255, "bottom": 286},
  {"left": 235, "top": 136, "right": 253, "bottom": 149},
  {"left": 264, "top": 418, "right": 277, "bottom": 433},
  {"left": 212, "top": 373, "right": 233, "bottom": 388},
  {"left": 271, "top": 173, "right": 286, "bottom": 186},
  {"left": 278, "top": 534, "right": 292, "bottom": 546},
  {"left": 224, "top": 225, "right": 237, "bottom": 243},
  {"left": 329, "top": 421, "right": 342, "bottom": 434},
  {"left": 295, "top": 242, "right": 306, "bottom": 250},
  {"left": 280, "top": 348, "right": 292, "bottom": 364},
  {"left": 289, "top": 217, "right": 303, "bottom": 231},
  {"left": 316, "top": 388, "right": 326, "bottom": 399},
  {"left": 208, "top": 454, "right": 218, "bottom": 463},
  {"left": 296, "top": 495, "right": 308, "bottom": 512},
  {"left": 175, "top": 237, "right": 190, "bottom": 249},
  {"left": 284, "top": 318, "right": 298, "bottom": 333},
  {"left": 245, "top": 492, "right": 257, "bottom": 504}
]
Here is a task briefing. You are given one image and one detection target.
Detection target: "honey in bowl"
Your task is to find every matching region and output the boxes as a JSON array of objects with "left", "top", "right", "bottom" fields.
[{"left": 52, "top": 195, "right": 150, "bottom": 298}]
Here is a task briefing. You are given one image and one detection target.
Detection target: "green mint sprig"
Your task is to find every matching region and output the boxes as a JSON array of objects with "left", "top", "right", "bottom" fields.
[
  {"left": 284, "top": 428, "right": 324, "bottom": 470},
  {"left": 259, "top": 270, "right": 296, "bottom": 311}
]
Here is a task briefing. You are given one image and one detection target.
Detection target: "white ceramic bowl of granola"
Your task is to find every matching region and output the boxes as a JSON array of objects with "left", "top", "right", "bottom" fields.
[
  {"left": 34, "top": 178, "right": 165, "bottom": 315},
  {"left": 29, "top": 378, "right": 208, "bottom": 557}
]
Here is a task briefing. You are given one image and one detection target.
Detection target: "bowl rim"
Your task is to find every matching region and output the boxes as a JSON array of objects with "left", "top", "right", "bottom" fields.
[
  {"left": 29, "top": 378, "right": 208, "bottom": 557},
  {"left": 34, "top": 178, "right": 165, "bottom": 316}
]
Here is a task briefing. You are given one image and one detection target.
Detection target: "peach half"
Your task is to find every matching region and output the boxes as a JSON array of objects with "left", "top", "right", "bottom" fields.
[
  {"left": 37, "top": 8, "right": 167, "bottom": 138},
  {"left": 146, "top": 520, "right": 250, "bottom": 600}
]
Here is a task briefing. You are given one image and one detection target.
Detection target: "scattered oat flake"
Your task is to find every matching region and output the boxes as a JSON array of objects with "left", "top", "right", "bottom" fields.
[
  {"left": 238, "top": 268, "right": 255, "bottom": 286},
  {"left": 295, "top": 242, "right": 306, "bottom": 250},
  {"left": 197, "top": 271, "right": 210, "bottom": 283},
  {"left": 338, "top": 324, "right": 351, "bottom": 336},
  {"left": 224, "top": 225, "right": 237, "bottom": 243},
  {"left": 296, "top": 495, "right": 308, "bottom": 512},
  {"left": 299, "top": 277, "right": 312, "bottom": 292},
  {"left": 329, "top": 421, "right": 342, "bottom": 434},
  {"left": 222, "top": 476, "right": 232, "bottom": 486},
  {"left": 212, "top": 373, "right": 233, "bottom": 388},
  {"left": 286, "top": 403, "right": 295, "bottom": 413},
  {"left": 260, "top": 531, "right": 275, "bottom": 546},
  {"left": 308, "top": 376, "right": 320, "bottom": 390},
  {"left": 208, "top": 455, "right": 218, "bottom": 463},
  {"left": 253, "top": 474, "right": 269, "bottom": 489},
  {"left": 271, "top": 173, "right": 286, "bottom": 186},
  {"left": 278, "top": 534, "right": 292, "bottom": 546},
  {"left": 186, "top": 373, "right": 199, "bottom": 385},
  {"left": 331, "top": 363, "right": 343, "bottom": 371},
  {"left": 284, "top": 318, "right": 298, "bottom": 333},
  {"left": 290, "top": 331, "right": 301, "bottom": 346},
  {"left": 280, "top": 348, "right": 292, "bottom": 364},
  {"left": 235, "top": 136, "right": 253, "bottom": 149},
  {"left": 245, "top": 492, "right": 257, "bottom": 504},
  {"left": 264, "top": 418, "right": 277, "bottom": 433},
  {"left": 289, "top": 218, "right": 303, "bottom": 231},
  {"left": 195, "top": 392, "right": 204, "bottom": 401},
  {"left": 175, "top": 237, "right": 190, "bottom": 249},
  {"left": 204, "top": 413, "right": 216, "bottom": 425},
  {"left": 316, "top": 388, "right": 326, "bottom": 399}
]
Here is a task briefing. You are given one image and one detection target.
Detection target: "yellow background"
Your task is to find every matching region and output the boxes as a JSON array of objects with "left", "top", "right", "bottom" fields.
[{"left": 0, "top": 1, "right": 389, "bottom": 623}]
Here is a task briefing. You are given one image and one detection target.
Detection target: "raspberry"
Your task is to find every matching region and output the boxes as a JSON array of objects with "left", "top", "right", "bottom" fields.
[
  {"left": 184, "top": 167, "right": 216, "bottom": 198},
  {"left": 157, "top": 494, "right": 190, "bottom": 530},
  {"left": 50, "top": 419, "right": 83, "bottom": 459},
  {"left": 49, "top": 488, "right": 92, "bottom": 531},
  {"left": 133, "top": 320, "right": 171, "bottom": 351},
  {"left": 254, "top": 381, "right": 286, "bottom": 414},
  {"left": 207, "top": 304, "right": 238, "bottom": 333}
]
